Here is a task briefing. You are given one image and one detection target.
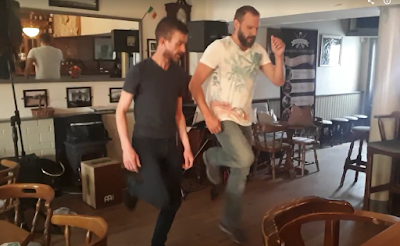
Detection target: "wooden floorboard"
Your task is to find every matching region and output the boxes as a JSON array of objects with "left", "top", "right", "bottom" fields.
[{"left": 46, "top": 142, "right": 389, "bottom": 246}]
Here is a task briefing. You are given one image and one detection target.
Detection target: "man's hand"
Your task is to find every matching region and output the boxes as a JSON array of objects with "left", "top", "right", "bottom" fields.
[
  {"left": 205, "top": 115, "right": 221, "bottom": 134},
  {"left": 123, "top": 146, "right": 141, "bottom": 172},
  {"left": 182, "top": 148, "right": 194, "bottom": 170},
  {"left": 271, "top": 35, "right": 285, "bottom": 57}
]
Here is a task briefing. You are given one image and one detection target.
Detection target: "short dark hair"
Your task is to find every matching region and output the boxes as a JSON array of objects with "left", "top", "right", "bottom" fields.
[
  {"left": 234, "top": 5, "right": 260, "bottom": 22},
  {"left": 39, "top": 33, "right": 51, "bottom": 44},
  {"left": 155, "top": 17, "right": 189, "bottom": 42}
]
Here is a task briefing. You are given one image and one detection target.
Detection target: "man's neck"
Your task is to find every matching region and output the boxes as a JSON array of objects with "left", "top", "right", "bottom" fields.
[
  {"left": 152, "top": 51, "right": 170, "bottom": 70},
  {"left": 231, "top": 33, "right": 248, "bottom": 51},
  {"left": 41, "top": 44, "right": 50, "bottom": 47}
]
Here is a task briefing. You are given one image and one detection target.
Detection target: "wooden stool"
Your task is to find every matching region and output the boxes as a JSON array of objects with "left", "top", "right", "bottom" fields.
[
  {"left": 354, "top": 114, "right": 369, "bottom": 126},
  {"left": 344, "top": 116, "right": 359, "bottom": 142},
  {"left": 363, "top": 139, "right": 400, "bottom": 211},
  {"left": 331, "top": 118, "right": 349, "bottom": 144},
  {"left": 339, "top": 126, "right": 370, "bottom": 187},
  {"left": 320, "top": 120, "right": 333, "bottom": 147}
]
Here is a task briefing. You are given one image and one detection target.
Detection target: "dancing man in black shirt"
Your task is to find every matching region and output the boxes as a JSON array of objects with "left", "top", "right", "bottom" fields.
[{"left": 116, "top": 17, "right": 194, "bottom": 246}]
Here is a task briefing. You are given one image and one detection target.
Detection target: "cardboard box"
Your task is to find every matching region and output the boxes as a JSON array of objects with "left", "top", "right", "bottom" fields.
[{"left": 81, "top": 157, "right": 123, "bottom": 209}]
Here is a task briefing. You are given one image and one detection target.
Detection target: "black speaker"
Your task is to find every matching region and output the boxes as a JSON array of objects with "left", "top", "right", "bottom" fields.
[
  {"left": 187, "top": 20, "right": 229, "bottom": 53},
  {"left": 0, "top": 0, "right": 22, "bottom": 79},
  {"left": 112, "top": 29, "right": 140, "bottom": 53}
]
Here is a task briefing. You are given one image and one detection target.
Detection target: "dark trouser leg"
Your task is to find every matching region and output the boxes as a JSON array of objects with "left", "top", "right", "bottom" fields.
[
  {"left": 130, "top": 138, "right": 182, "bottom": 246},
  {"left": 151, "top": 138, "right": 183, "bottom": 246},
  {"left": 205, "top": 121, "right": 254, "bottom": 229}
]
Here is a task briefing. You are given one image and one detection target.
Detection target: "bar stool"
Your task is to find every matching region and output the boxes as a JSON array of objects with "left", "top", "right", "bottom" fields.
[
  {"left": 344, "top": 116, "right": 359, "bottom": 142},
  {"left": 331, "top": 118, "right": 349, "bottom": 144},
  {"left": 320, "top": 120, "right": 333, "bottom": 147},
  {"left": 339, "top": 126, "right": 370, "bottom": 187},
  {"left": 354, "top": 114, "right": 369, "bottom": 126}
]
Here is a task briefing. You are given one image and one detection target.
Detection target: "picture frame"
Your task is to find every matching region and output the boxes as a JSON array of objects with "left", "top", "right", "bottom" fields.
[
  {"left": 109, "top": 87, "right": 122, "bottom": 103},
  {"left": 49, "top": 0, "right": 99, "bottom": 11},
  {"left": 66, "top": 87, "right": 92, "bottom": 108},
  {"left": 23, "top": 89, "right": 48, "bottom": 108},
  {"left": 319, "top": 35, "right": 343, "bottom": 67},
  {"left": 147, "top": 39, "right": 157, "bottom": 58}
]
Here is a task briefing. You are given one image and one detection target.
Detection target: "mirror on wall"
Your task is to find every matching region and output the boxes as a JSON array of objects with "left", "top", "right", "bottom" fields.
[{"left": 13, "top": 9, "right": 141, "bottom": 81}]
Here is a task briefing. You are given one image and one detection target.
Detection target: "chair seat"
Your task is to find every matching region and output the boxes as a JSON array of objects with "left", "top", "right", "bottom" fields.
[
  {"left": 332, "top": 118, "right": 349, "bottom": 122},
  {"left": 354, "top": 114, "right": 368, "bottom": 119},
  {"left": 322, "top": 120, "right": 333, "bottom": 125},
  {"left": 344, "top": 116, "right": 358, "bottom": 121},
  {"left": 368, "top": 140, "right": 400, "bottom": 156},
  {"left": 255, "top": 141, "right": 291, "bottom": 151},
  {"left": 352, "top": 126, "right": 370, "bottom": 133},
  {"left": 293, "top": 137, "right": 318, "bottom": 145}
]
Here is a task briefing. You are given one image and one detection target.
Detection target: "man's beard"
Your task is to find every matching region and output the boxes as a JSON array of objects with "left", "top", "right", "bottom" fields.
[
  {"left": 165, "top": 50, "right": 183, "bottom": 62},
  {"left": 238, "top": 28, "right": 256, "bottom": 48}
]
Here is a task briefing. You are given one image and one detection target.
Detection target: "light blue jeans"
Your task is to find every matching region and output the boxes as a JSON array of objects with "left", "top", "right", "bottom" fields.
[{"left": 204, "top": 120, "right": 254, "bottom": 228}]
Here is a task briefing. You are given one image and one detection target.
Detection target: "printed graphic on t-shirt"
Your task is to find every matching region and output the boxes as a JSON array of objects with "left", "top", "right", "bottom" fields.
[{"left": 202, "top": 37, "right": 270, "bottom": 126}]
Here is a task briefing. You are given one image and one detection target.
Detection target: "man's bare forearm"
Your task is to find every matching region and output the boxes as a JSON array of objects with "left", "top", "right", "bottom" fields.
[
  {"left": 273, "top": 55, "right": 284, "bottom": 86},
  {"left": 189, "top": 83, "right": 212, "bottom": 118},
  {"left": 116, "top": 108, "right": 131, "bottom": 150},
  {"left": 176, "top": 112, "right": 191, "bottom": 151}
]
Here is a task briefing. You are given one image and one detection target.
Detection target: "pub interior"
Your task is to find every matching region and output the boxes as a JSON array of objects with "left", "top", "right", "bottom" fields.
[{"left": 0, "top": 0, "right": 400, "bottom": 245}]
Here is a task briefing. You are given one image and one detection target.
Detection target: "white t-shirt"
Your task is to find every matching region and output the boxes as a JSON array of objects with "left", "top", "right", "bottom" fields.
[
  {"left": 27, "top": 46, "right": 63, "bottom": 80},
  {"left": 200, "top": 36, "right": 271, "bottom": 126}
]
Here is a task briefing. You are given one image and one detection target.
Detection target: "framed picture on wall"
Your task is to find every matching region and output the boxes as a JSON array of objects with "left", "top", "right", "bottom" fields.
[
  {"left": 109, "top": 87, "right": 122, "bottom": 103},
  {"left": 320, "top": 35, "right": 343, "bottom": 67},
  {"left": 66, "top": 87, "right": 92, "bottom": 108},
  {"left": 147, "top": 39, "right": 157, "bottom": 57},
  {"left": 23, "top": 89, "right": 48, "bottom": 108},
  {"left": 49, "top": 0, "right": 99, "bottom": 11}
]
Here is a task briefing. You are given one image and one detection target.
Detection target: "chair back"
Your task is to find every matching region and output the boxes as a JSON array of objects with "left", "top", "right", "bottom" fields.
[
  {"left": 252, "top": 123, "right": 287, "bottom": 152},
  {"left": 0, "top": 159, "right": 19, "bottom": 185},
  {"left": 51, "top": 214, "right": 108, "bottom": 246},
  {"left": 288, "top": 105, "right": 314, "bottom": 127},
  {"left": 263, "top": 196, "right": 400, "bottom": 246},
  {"left": 376, "top": 111, "right": 400, "bottom": 140},
  {"left": 0, "top": 183, "right": 55, "bottom": 246}
]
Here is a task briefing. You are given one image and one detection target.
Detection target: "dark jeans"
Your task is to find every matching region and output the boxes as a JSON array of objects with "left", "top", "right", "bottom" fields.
[
  {"left": 204, "top": 121, "right": 254, "bottom": 229},
  {"left": 127, "top": 137, "right": 183, "bottom": 246}
]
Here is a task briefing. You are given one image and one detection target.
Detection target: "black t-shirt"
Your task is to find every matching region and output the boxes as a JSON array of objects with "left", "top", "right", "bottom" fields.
[{"left": 123, "top": 58, "right": 189, "bottom": 139}]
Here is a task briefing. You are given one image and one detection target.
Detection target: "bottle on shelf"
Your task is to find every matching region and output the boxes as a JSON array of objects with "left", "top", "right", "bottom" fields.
[
  {"left": 49, "top": 14, "right": 53, "bottom": 22},
  {"left": 48, "top": 26, "right": 53, "bottom": 34},
  {"left": 39, "top": 15, "right": 43, "bottom": 20}
]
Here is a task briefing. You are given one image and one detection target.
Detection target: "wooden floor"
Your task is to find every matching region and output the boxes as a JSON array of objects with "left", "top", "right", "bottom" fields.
[{"left": 48, "top": 142, "right": 389, "bottom": 246}]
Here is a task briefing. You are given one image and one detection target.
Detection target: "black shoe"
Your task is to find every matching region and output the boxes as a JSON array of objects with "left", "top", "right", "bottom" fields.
[
  {"left": 219, "top": 222, "right": 247, "bottom": 244},
  {"left": 124, "top": 189, "right": 138, "bottom": 211},
  {"left": 203, "top": 152, "right": 221, "bottom": 185}
]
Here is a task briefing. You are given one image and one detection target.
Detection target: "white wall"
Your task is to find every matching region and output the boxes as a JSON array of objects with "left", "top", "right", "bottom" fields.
[
  {"left": 0, "top": 81, "right": 127, "bottom": 120},
  {"left": 252, "top": 19, "right": 364, "bottom": 99},
  {"left": 80, "top": 17, "right": 139, "bottom": 36}
]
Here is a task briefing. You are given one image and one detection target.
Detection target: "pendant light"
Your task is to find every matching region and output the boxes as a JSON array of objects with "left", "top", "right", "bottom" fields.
[{"left": 23, "top": 27, "right": 40, "bottom": 38}]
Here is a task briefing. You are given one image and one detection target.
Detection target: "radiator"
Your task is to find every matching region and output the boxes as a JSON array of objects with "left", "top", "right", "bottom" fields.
[{"left": 253, "top": 92, "right": 364, "bottom": 120}]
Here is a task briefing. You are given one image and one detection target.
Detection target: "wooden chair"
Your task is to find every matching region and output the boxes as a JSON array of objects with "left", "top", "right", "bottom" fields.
[
  {"left": 0, "top": 159, "right": 19, "bottom": 185},
  {"left": 251, "top": 123, "right": 292, "bottom": 181},
  {"left": 363, "top": 111, "right": 400, "bottom": 212},
  {"left": 262, "top": 196, "right": 400, "bottom": 246},
  {"left": 0, "top": 183, "right": 55, "bottom": 246},
  {"left": 292, "top": 118, "right": 322, "bottom": 176},
  {"left": 51, "top": 214, "right": 108, "bottom": 246}
]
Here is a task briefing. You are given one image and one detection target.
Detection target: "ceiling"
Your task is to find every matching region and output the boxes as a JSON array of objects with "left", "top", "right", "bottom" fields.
[{"left": 259, "top": 6, "right": 380, "bottom": 26}]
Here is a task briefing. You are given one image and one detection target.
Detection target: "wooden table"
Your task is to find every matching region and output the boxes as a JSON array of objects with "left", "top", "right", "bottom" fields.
[
  {"left": 362, "top": 222, "right": 400, "bottom": 246},
  {"left": 0, "top": 220, "right": 31, "bottom": 246}
]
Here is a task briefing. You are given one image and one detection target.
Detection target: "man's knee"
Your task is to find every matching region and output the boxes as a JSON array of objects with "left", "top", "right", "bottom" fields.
[{"left": 234, "top": 148, "right": 255, "bottom": 168}]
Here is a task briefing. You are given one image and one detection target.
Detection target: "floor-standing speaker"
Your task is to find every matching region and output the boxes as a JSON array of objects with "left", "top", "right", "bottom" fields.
[{"left": 187, "top": 20, "right": 229, "bottom": 53}]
